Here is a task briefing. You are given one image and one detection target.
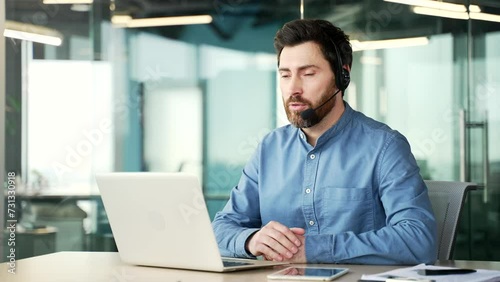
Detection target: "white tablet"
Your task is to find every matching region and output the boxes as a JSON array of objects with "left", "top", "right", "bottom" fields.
[{"left": 267, "top": 266, "right": 349, "bottom": 281}]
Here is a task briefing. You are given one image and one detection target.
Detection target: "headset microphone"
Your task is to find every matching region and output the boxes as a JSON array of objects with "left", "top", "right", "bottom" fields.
[{"left": 300, "top": 88, "right": 341, "bottom": 127}]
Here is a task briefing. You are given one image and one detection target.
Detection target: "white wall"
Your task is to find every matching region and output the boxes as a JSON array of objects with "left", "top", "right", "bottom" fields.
[
  {"left": 143, "top": 84, "right": 203, "bottom": 180},
  {"left": 130, "top": 32, "right": 197, "bottom": 83}
]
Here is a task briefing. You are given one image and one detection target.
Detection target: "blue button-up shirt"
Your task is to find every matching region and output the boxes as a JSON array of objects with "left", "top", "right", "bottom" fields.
[{"left": 212, "top": 102, "right": 437, "bottom": 264}]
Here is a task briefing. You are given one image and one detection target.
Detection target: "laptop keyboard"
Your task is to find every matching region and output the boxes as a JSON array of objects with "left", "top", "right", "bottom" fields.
[{"left": 222, "top": 260, "right": 253, "bottom": 267}]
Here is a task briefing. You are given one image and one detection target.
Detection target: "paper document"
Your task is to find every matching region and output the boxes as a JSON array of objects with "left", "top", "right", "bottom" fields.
[{"left": 361, "top": 263, "right": 500, "bottom": 282}]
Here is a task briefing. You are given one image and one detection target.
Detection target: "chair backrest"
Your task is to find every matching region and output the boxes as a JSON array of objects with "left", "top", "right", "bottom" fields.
[{"left": 425, "top": 180, "right": 477, "bottom": 260}]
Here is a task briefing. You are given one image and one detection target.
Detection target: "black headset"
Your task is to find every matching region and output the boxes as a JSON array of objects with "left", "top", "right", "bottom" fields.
[{"left": 330, "top": 39, "right": 351, "bottom": 93}]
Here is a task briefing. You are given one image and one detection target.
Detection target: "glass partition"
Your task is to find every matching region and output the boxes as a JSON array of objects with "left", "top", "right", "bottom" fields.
[
  {"left": 305, "top": 0, "right": 500, "bottom": 260},
  {"left": 465, "top": 0, "right": 500, "bottom": 260},
  {"left": 3, "top": 0, "right": 110, "bottom": 259}
]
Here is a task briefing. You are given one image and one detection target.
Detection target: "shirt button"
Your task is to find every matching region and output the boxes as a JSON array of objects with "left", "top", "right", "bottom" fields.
[
  {"left": 310, "top": 154, "right": 316, "bottom": 160},
  {"left": 309, "top": 220, "right": 315, "bottom": 226},
  {"left": 300, "top": 133, "right": 305, "bottom": 139},
  {"left": 305, "top": 188, "right": 311, "bottom": 194}
]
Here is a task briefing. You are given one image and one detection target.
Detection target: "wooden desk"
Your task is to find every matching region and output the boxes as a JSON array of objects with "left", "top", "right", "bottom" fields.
[{"left": 1, "top": 252, "right": 500, "bottom": 282}]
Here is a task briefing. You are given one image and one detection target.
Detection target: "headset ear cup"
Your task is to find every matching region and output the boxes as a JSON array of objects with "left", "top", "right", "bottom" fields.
[{"left": 341, "top": 68, "right": 350, "bottom": 91}]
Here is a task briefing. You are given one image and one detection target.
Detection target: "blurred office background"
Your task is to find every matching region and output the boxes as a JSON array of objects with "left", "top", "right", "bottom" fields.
[{"left": 1, "top": 0, "right": 499, "bottom": 261}]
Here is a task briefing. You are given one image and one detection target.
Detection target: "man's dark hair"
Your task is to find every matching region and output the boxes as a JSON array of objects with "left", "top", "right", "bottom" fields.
[{"left": 274, "top": 19, "right": 352, "bottom": 73}]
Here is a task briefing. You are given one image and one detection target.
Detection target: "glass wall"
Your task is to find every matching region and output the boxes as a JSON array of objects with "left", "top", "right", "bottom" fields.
[
  {"left": 3, "top": 0, "right": 108, "bottom": 258},
  {"left": 2, "top": 0, "right": 499, "bottom": 261},
  {"left": 465, "top": 0, "right": 500, "bottom": 260},
  {"left": 303, "top": 0, "right": 500, "bottom": 260}
]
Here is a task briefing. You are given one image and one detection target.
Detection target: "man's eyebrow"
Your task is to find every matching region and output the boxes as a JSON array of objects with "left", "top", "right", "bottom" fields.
[{"left": 278, "top": 65, "right": 319, "bottom": 72}]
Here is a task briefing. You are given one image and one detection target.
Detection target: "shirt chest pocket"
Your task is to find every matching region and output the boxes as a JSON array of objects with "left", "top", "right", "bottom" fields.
[{"left": 315, "top": 187, "right": 374, "bottom": 233}]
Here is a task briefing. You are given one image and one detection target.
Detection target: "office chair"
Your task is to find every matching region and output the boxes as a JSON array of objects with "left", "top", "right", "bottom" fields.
[{"left": 425, "top": 180, "right": 477, "bottom": 260}]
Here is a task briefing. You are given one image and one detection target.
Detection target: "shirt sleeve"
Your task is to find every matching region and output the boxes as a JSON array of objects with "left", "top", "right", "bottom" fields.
[
  {"left": 211, "top": 144, "right": 263, "bottom": 258},
  {"left": 305, "top": 133, "right": 437, "bottom": 264}
]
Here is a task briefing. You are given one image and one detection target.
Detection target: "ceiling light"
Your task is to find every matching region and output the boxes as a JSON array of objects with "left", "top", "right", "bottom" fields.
[
  {"left": 351, "top": 37, "right": 429, "bottom": 52},
  {"left": 384, "top": 0, "right": 466, "bottom": 12},
  {"left": 111, "top": 15, "right": 132, "bottom": 27},
  {"left": 111, "top": 15, "right": 213, "bottom": 28},
  {"left": 388, "top": 0, "right": 498, "bottom": 24},
  {"left": 43, "top": 0, "right": 93, "bottom": 4},
  {"left": 3, "top": 21, "right": 63, "bottom": 46},
  {"left": 70, "top": 4, "right": 92, "bottom": 12},
  {"left": 469, "top": 5, "right": 481, "bottom": 13},
  {"left": 412, "top": 6, "right": 469, "bottom": 20},
  {"left": 412, "top": 6, "right": 500, "bottom": 23},
  {"left": 470, "top": 12, "right": 500, "bottom": 23}
]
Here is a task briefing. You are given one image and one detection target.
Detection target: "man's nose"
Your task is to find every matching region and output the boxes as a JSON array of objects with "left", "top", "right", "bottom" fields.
[{"left": 288, "top": 76, "right": 303, "bottom": 96}]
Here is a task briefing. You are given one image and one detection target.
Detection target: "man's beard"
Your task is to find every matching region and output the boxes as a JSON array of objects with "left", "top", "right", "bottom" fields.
[{"left": 283, "top": 82, "right": 338, "bottom": 128}]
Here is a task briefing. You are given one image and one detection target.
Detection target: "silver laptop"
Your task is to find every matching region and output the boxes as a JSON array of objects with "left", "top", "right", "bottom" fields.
[{"left": 95, "top": 172, "right": 287, "bottom": 272}]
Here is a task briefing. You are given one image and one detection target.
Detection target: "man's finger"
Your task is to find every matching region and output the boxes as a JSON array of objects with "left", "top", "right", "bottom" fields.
[
  {"left": 259, "top": 231, "right": 295, "bottom": 259},
  {"left": 290, "top": 227, "right": 306, "bottom": 235},
  {"left": 255, "top": 243, "right": 283, "bottom": 261},
  {"left": 268, "top": 222, "right": 302, "bottom": 247}
]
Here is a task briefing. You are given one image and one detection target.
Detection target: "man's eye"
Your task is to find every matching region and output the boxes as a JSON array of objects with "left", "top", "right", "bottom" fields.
[
  {"left": 281, "top": 74, "right": 290, "bottom": 78},
  {"left": 304, "top": 73, "right": 315, "bottom": 76}
]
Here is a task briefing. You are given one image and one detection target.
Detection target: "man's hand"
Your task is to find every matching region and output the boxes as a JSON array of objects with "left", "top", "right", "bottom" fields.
[
  {"left": 263, "top": 228, "right": 306, "bottom": 263},
  {"left": 245, "top": 221, "right": 305, "bottom": 262}
]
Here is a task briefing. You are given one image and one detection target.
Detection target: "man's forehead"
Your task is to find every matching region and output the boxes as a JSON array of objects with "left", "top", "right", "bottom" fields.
[{"left": 279, "top": 42, "right": 327, "bottom": 69}]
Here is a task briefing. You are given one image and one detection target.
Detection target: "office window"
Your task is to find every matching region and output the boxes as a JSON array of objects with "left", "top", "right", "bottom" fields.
[{"left": 26, "top": 60, "right": 114, "bottom": 188}]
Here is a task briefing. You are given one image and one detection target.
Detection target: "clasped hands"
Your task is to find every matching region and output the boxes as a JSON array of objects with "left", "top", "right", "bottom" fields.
[{"left": 245, "top": 221, "right": 306, "bottom": 263}]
